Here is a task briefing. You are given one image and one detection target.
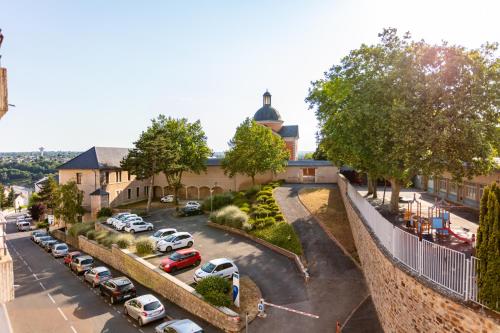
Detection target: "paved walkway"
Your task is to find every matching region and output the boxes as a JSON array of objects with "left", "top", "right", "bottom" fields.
[{"left": 271, "top": 184, "right": 383, "bottom": 333}]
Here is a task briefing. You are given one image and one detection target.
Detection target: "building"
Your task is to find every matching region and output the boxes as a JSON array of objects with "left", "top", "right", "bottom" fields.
[
  {"left": 254, "top": 91, "right": 299, "bottom": 160},
  {"left": 34, "top": 175, "right": 60, "bottom": 193}
]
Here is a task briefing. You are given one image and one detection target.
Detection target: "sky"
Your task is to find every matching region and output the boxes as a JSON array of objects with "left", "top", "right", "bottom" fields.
[{"left": 0, "top": 0, "right": 498, "bottom": 153}]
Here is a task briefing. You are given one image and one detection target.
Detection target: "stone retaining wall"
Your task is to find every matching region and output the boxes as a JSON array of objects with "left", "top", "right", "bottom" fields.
[
  {"left": 0, "top": 251, "right": 14, "bottom": 303},
  {"left": 76, "top": 235, "right": 241, "bottom": 332},
  {"left": 337, "top": 175, "right": 500, "bottom": 333}
]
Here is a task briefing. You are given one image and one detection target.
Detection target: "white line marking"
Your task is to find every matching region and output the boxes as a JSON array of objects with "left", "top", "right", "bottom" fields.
[
  {"left": 2, "top": 303, "right": 14, "bottom": 333},
  {"left": 32, "top": 273, "right": 39, "bottom": 280},
  {"left": 47, "top": 293, "right": 56, "bottom": 304},
  {"left": 133, "top": 324, "right": 137, "bottom": 328},
  {"left": 39, "top": 282, "right": 46, "bottom": 290},
  {"left": 116, "top": 310, "right": 121, "bottom": 314},
  {"left": 27, "top": 266, "right": 32, "bottom": 272},
  {"left": 127, "top": 319, "right": 131, "bottom": 323},
  {"left": 57, "top": 307, "right": 68, "bottom": 321},
  {"left": 70, "top": 325, "right": 77, "bottom": 333},
  {"left": 139, "top": 329, "right": 144, "bottom": 333}
]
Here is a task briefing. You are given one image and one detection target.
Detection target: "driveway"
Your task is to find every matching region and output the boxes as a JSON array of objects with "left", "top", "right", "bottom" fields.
[{"left": 272, "top": 184, "right": 383, "bottom": 333}]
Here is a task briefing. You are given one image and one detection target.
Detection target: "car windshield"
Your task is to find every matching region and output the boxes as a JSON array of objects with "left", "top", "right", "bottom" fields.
[
  {"left": 169, "top": 252, "right": 183, "bottom": 261},
  {"left": 98, "top": 270, "right": 111, "bottom": 277},
  {"left": 143, "top": 301, "right": 161, "bottom": 311},
  {"left": 163, "top": 235, "right": 176, "bottom": 242},
  {"left": 81, "top": 259, "right": 93, "bottom": 265},
  {"left": 117, "top": 282, "right": 132, "bottom": 291},
  {"left": 152, "top": 231, "right": 163, "bottom": 237},
  {"left": 201, "top": 262, "right": 216, "bottom": 273},
  {"left": 57, "top": 245, "right": 68, "bottom": 250}
]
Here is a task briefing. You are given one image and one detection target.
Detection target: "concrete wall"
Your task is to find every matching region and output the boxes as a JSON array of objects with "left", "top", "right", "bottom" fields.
[
  {"left": 337, "top": 175, "right": 500, "bottom": 333},
  {"left": 0, "top": 252, "right": 14, "bottom": 303}
]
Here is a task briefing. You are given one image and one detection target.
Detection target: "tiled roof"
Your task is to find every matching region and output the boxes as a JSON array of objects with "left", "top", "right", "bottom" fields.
[
  {"left": 278, "top": 125, "right": 299, "bottom": 138},
  {"left": 57, "top": 147, "right": 130, "bottom": 170}
]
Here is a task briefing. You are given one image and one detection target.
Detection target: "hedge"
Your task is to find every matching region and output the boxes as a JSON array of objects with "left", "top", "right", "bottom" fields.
[{"left": 195, "top": 276, "right": 231, "bottom": 307}]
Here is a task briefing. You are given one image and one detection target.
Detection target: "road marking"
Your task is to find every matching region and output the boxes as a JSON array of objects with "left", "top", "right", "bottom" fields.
[
  {"left": 47, "top": 293, "right": 56, "bottom": 304},
  {"left": 27, "top": 266, "right": 32, "bottom": 272},
  {"left": 139, "top": 329, "right": 144, "bottom": 333},
  {"left": 57, "top": 307, "right": 68, "bottom": 321},
  {"left": 32, "top": 273, "right": 39, "bottom": 280},
  {"left": 133, "top": 324, "right": 137, "bottom": 328},
  {"left": 39, "top": 282, "right": 46, "bottom": 290},
  {"left": 2, "top": 303, "right": 14, "bottom": 333},
  {"left": 70, "top": 326, "right": 78, "bottom": 333},
  {"left": 116, "top": 310, "right": 121, "bottom": 314},
  {"left": 127, "top": 319, "right": 131, "bottom": 323}
]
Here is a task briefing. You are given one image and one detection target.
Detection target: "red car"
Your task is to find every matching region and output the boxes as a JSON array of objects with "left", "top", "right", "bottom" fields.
[
  {"left": 64, "top": 251, "right": 82, "bottom": 267},
  {"left": 159, "top": 249, "right": 201, "bottom": 273}
]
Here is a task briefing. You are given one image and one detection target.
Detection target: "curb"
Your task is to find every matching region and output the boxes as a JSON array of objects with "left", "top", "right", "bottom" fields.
[
  {"left": 207, "top": 222, "right": 310, "bottom": 282},
  {"left": 296, "top": 188, "right": 363, "bottom": 271}
]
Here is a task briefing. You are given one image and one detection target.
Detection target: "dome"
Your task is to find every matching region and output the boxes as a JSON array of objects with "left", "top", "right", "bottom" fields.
[{"left": 254, "top": 105, "right": 282, "bottom": 122}]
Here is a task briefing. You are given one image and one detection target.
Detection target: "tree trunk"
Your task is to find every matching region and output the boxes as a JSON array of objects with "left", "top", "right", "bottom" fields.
[
  {"left": 422, "top": 175, "right": 429, "bottom": 191},
  {"left": 367, "top": 176, "right": 374, "bottom": 196},
  {"left": 146, "top": 175, "right": 154, "bottom": 214},
  {"left": 389, "top": 178, "right": 401, "bottom": 214},
  {"left": 251, "top": 175, "right": 255, "bottom": 186},
  {"left": 372, "top": 177, "right": 378, "bottom": 199}
]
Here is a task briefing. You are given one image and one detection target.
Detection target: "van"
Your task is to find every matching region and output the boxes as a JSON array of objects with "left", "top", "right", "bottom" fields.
[{"left": 17, "top": 221, "right": 31, "bottom": 232}]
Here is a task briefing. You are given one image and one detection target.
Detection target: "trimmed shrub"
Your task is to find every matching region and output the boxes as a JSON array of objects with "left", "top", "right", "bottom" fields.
[
  {"left": 195, "top": 276, "right": 231, "bottom": 307},
  {"left": 116, "top": 234, "right": 134, "bottom": 249},
  {"left": 275, "top": 213, "right": 285, "bottom": 222},
  {"left": 96, "top": 207, "right": 113, "bottom": 218},
  {"left": 86, "top": 230, "right": 96, "bottom": 240},
  {"left": 256, "top": 194, "right": 271, "bottom": 203},
  {"left": 202, "top": 192, "right": 234, "bottom": 211},
  {"left": 251, "top": 222, "right": 303, "bottom": 255},
  {"left": 253, "top": 206, "right": 271, "bottom": 218},
  {"left": 135, "top": 237, "right": 155, "bottom": 256}
]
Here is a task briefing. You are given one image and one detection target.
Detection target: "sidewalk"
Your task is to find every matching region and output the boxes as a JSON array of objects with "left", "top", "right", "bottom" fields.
[{"left": 0, "top": 303, "right": 13, "bottom": 333}]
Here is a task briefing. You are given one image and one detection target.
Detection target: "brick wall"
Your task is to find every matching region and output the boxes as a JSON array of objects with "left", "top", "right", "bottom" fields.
[{"left": 337, "top": 175, "right": 500, "bottom": 333}]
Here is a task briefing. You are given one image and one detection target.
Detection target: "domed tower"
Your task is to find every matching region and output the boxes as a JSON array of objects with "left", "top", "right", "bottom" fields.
[{"left": 253, "top": 91, "right": 299, "bottom": 160}]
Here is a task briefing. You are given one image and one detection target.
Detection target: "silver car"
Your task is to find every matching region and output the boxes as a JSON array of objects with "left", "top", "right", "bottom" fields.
[
  {"left": 84, "top": 266, "right": 112, "bottom": 287},
  {"left": 35, "top": 235, "right": 51, "bottom": 244},
  {"left": 124, "top": 294, "right": 166, "bottom": 326},
  {"left": 51, "top": 243, "right": 69, "bottom": 258},
  {"left": 70, "top": 255, "right": 94, "bottom": 275},
  {"left": 155, "top": 319, "right": 204, "bottom": 333}
]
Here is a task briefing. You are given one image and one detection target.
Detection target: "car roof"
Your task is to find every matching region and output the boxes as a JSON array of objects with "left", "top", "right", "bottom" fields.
[
  {"left": 209, "top": 258, "right": 233, "bottom": 265},
  {"left": 134, "top": 294, "right": 159, "bottom": 304},
  {"left": 158, "top": 228, "right": 176, "bottom": 232},
  {"left": 167, "top": 319, "right": 203, "bottom": 331},
  {"left": 78, "top": 255, "right": 93, "bottom": 260},
  {"left": 69, "top": 251, "right": 81, "bottom": 256},
  {"left": 171, "top": 232, "right": 191, "bottom": 237},
  {"left": 176, "top": 248, "right": 198, "bottom": 255},
  {"left": 111, "top": 276, "right": 131, "bottom": 285},
  {"left": 93, "top": 266, "right": 110, "bottom": 273},
  {"left": 55, "top": 243, "right": 68, "bottom": 247}
]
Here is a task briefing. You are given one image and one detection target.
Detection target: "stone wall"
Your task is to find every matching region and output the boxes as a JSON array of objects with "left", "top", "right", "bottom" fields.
[
  {"left": 337, "top": 175, "right": 500, "bottom": 333},
  {"left": 76, "top": 236, "right": 241, "bottom": 332},
  {"left": 0, "top": 251, "right": 14, "bottom": 303}
]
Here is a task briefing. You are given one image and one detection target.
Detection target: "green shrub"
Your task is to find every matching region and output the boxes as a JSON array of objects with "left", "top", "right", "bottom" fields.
[
  {"left": 116, "top": 234, "right": 134, "bottom": 249},
  {"left": 96, "top": 207, "right": 113, "bottom": 218},
  {"left": 275, "top": 213, "right": 285, "bottom": 222},
  {"left": 68, "top": 222, "right": 95, "bottom": 237},
  {"left": 212, "top": 205, "right": 248, "bottom": 229},
  {"left": 251, "top": 222, "right": 303, "bottom": 255},
  {"left": 242, "top": 220, "right": 254, "bottom": 231},
  {"left": 95, "top": 230, "right": 109, "bottom": 242},
  {"left": 253, "top": 217, "right": 275, "bottom": 229},
  {"left": 86, "top": 230, "right": 96, "bottom": 240},
  {"left": 253, "top": 206, "right": 271, "bottom": 218},
  {"left": 256, "top": 194, "right": 271, "bottom": 203},
  {"left": 36, "top": 221, "right": 49, "bottom": 229},
  {"left": 257, "top": 189, "right": 273, "bottom": 196},
  {"left": 240, "top": 206, "right": 250, "bottom": 214},
  {"left": 245, "top": 185, "right": 261, "bottom": 198},
  {"left": 101, "top": 234, "right": 117, "bottom": 248},
  {"left": 135, "top": 237, "right": 155, "bottom": 256},
  {"left": 195, "top": 276, "right": 231, "bottom": 307},
  {"left": 262, "top": 185, "right": 273, "bottom": 192},
  {"left": 202, "top": 192, "right": 234, "bottom": 211}
]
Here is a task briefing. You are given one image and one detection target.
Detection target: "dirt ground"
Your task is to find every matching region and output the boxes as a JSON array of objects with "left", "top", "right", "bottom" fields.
[{"left": 298, "top": 187, "right": 359, "bottom": 262}]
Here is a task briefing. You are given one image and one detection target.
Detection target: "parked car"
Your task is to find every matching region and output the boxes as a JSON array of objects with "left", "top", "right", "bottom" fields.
[
  {"left": 64, "top": 251, "right": 82, "bottom": 266},
  {"left": 84, "top": 266, "right": 112, "bottom": 287},
  {"left": 99, "top": 276, "right": 136, "bottom": 304},
  {"left": 106, "top": 212, "right": 130, "bottom": 225},
  {"left": 179, "top": 206, "right": 203, "bottom": 217},
  {"left": 38, "top": 236, "right": 54, "bottom": 246},
  {"left": 124, "top": 294, "right": 166, "bottom": 327},
  {"left": 17, "top": 221, "right": 31, "bottom": 232},
  {"left": 43, "top": 239, "right": 60, "bottom": 252},
  {"left": 149, "top": 228, "right": 177, "bottom": 244},
  {"left": 112, "top": 214, "right": 138, "bottom": 228},
  {"left": 31, "top": 230, "right": 46, "bottom": 241},
  {"left": 155, "top": 319, "right": 203, "bottom": 333},
  {"left": 70, "top": 255, "right": 94, "bottom": 274},
  {"left": 116, "top": 217, "right": 143, "bottom": 231},
  {"left": 184, "top": 201, "right": 201, "bottom": 209},
  {"left": 160, "top": 195, "right": 174, "bottom": 203},
  {"left": 33, "top": 232, "right": 48, "bottom": 243},
  {"left": 51, "top": 243, "right": 69, "bottom": 258},
  {"left": 193, "top": 258, "right": 238, "bottom": 282},
  {"left": 159, "top": 249, "right": 201, "bottom": 273},
  {"left": 124, "top": 221, "right": 154, "bottom": 234},
  {"left": 156, "top": 232, "right": 194, "bottom": 253}
]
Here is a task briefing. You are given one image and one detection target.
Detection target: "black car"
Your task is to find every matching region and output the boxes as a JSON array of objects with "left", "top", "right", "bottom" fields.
[
  {"left": 179, "top": 206, "right": 203, "bottom": 217},
  {"left": 99, "top": 277, "right": 136, "bottom": 304}
]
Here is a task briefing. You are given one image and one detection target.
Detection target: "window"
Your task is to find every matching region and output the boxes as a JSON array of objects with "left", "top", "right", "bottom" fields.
[
  {"left": 76, "top": 172, "right": 82, "bottom": 184},
  {"left": 136, "top": 187, "right": 140, "bottom": 197},
  {"left": 105, "top": 172, "right": 110, "bottom": 184},
  {"left": 449, "top": 182, "right": 457, "bottom": 195},
  {"left": 144, "top": 186, "right": 149, "bottom": 196},
  {"left": 127, "top": 172, "right": 131, "bottom": 181},
  {"left": 439, "top": 179, "right": 447, "bottom": 193},
  {"left": 115, "top": 171, "right": 122, "bottom": 183},
  {"left": 127, "top": 189, "right": 131, "bottom": 199}
]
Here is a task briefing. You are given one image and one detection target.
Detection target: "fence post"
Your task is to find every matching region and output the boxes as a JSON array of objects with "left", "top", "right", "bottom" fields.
[
  {"left": 464, "top": 258, "right": 470, "bottom": 301},
  {"left": 391, "top": 226, "right": 395, "bottom": 257},
  {"left": 418, "top": 240, "right": 423, "bottom": 276}
]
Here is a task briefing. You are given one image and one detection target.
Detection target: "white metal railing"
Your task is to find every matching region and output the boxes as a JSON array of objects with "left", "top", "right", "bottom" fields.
[{"left": 340, "top": 177, "right": 487, "bottom": 308}]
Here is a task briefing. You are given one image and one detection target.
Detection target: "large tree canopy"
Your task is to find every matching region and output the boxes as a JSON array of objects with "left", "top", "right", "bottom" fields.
[
  {"left": 222, "top": 118, "right": 290, "bottom": 184},
  {"left": 307, "top": 28, "right": 499, "bottom": 212}
]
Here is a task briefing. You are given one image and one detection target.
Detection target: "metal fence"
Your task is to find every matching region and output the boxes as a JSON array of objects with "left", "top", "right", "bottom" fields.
[{"left": 342, "top": 179, "right": 486, "bottom": 307}]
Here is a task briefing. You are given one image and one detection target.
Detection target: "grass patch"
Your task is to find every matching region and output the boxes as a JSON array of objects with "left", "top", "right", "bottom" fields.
[
  {"left": 298, "top": 187, "right": 359, "bottom": 262},
  {"left": 135, "top": 237, "right": 155, "bottom": 256},
  {"left": 250, "top": 222, "right": 302, "bottom": 255}
]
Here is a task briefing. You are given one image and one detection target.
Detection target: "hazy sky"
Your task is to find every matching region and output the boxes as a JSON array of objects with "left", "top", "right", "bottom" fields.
[{"left": 0, "top": 0, "right": 498, "bottom": 153}]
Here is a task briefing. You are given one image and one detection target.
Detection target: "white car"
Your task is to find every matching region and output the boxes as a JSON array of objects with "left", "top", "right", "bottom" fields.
[
  {"left": 193, "top": 258, "right": 238, "bottom": 282},
  {"left": 51, "top": 243, "right": 69, "bottom": 258},
  {"left": 124, "top": 221, "right": 154, "bottom": 234},
  {"left": 184, "top": 201, "right": 201, "bottom": 209},
  {"left": 160, "top": 195, "right": 174, "bottom": 203},
  {"left": 155, "top": 319, "right": 203, "bottom": 333},
  {"left": 149, "top": 228, "right": 177, "bottom": 244},
  {"left": 115, "top": 216, "right": 142, "bottom": 231},
  {"left": 124, "top": 294, "right": 166, "bottom": 327},
  {"left": 156, "top": 232, "right": 194, "bottom": 253},
  {"left": 106, "top": 212, "right": 130, "bottom": 225},
  {"left": 112, "top": 214, "right": 138, "bottom": 228},
  {"left": 84, "top": 266, "right": 112, "bottom": 287}
]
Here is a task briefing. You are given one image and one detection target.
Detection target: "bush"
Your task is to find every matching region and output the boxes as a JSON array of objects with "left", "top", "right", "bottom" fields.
[
  {"left": 135, "top": 237, "right": 155, "bottom": 256},
  {"left": 116, "top": 234, "right": 134, "bottom": 249},
  {"left": 86, "top": 230, "right": 96, "bottom": 240},
  {"left": 211, "top": 205, "right": 248, "bottom": 229},
  {"left": 275, "top": 213, "right": 285, "bottom": 222},
  {"left": 245, "top": 185, "right": 261, "bottom": 199},
  {"left": 101, "top": 234, "right": 117, "bottom": 248},
  {"left": 68, "top": 222, "right": 95, "bottom": 237},
  {"left": 29, "top": 203, "right": 46, "bottom": 221},
  {"left": 95, "top": 230, "right": 109, "bottom": 242},
  {"left": 36, "top": 221, "right": 49, "bottom": 229},
  {"left": 250, "top": 222, "right": 303, "bottom": 255},
  {"left": 256, "top": 194, "right": 271, "bottom": 203},
  {"left": 195, "top": 276, "right": 231, "bottom": 307},
  {"left": 203, "top": 192, "right": 234, "bottom": 211},
  {"left": 253, "top": 206, "right": 271, "bottom": 218},
  {"left": 96, "top": 207, "right": 113, "bottom": 218}
]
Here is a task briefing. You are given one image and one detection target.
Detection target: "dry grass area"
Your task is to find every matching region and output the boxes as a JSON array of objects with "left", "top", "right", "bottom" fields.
[
  {"left": 299, "top": 187, "right": 359, "bottom": 262},
  {"left": 230, "top": 276, "right": 261, "bottom": 322}
]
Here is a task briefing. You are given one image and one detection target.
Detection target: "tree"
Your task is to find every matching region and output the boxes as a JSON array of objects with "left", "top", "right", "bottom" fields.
[
  {"left": 6, "top": 187, "right": 15, "bottom": 208},
  {"left": 121, "top": 116, "right": 176, "bottom": 213},
  {"left": 29, "top": 203, "right": 46, "bottom": 221},
  {"left": 222, "top": 118, "right": 290, "bottom": 185},
  {"left": 156, "top": 117, "right": 212, "bottom": 207},
  {"left": 303, "top": 152, "right": 314, "bottom": 160},
  {"left": 0, "top": 183, "right": 5, "bottom": 208},
  {"left": 307, "top": 28, "right": 499, "bottom": 213},
  {"left": 28, "top": 192, "right": 41, "bottom": 207},
  {"left": 312, "top": 142, "right": 328, "bottom": 160},
  {"left": 38, "top": 175, "right": 59, "bottom": 212},
  {"left": 477, "top": 183, "right": 500, "bottom": 311},
  {"left": 54, "top": 181, "right": 83, "bottom": 225}
]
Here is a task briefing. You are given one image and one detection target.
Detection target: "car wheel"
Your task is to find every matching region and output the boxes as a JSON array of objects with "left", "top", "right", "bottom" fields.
[
  {"left": 110, "top": 296, "right": 115, "bottom": 304},
  {"left": 123, "top": 307, "right": 128, "bottom": 315},
  {"left": 147, "top": 227, "right": 152, "bottom": 231},
  {"left": 170, "top": 266, "right": 177, "bottom": 273},
  {"left": 166, "top": 246, "right": 172, "bottom": 252},
  {"left": 92, "top": 281, "right": 97, "bottom": 288},
  {"left": 194, "top": 259, "right": 200, "bottom": 266},
  {"left": 187, "top": 241, "right": 193, "bottom": 248},
  {"left": 130, "top": 229, "right": 135, "bottom": 234}
]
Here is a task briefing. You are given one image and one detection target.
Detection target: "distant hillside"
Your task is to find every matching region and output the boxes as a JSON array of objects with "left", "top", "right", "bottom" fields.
[{"left": 0, "top": 151, "right": 80, "bottom": 187}]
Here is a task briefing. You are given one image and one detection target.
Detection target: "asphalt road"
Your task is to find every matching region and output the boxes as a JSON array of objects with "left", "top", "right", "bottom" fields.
[{"left": 4, "top": 213, "right": 219, "bottom": 333}]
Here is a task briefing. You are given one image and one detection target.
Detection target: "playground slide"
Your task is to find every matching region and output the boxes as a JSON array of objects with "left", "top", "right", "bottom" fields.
[{"left": 445, "top": 227, "right": 473, "bottom": 244}]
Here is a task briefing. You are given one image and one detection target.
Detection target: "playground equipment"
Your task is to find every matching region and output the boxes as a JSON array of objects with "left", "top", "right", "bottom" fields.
[
  {"left": 428, "top": 198, "right": 475, "bottom": 245},
  {"left": 404, "top": 194, "right": 431, "bottom": 239}
]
